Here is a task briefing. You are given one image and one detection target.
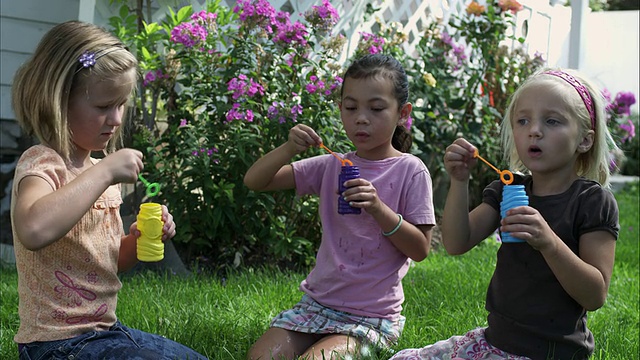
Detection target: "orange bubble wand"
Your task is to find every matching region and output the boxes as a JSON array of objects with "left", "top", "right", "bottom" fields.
[
  {"left": 320, "top": 143, "right": 353, "bottom": 166},
  {"left": 474, "top": 149, "right": 514, "bottom": 185}
]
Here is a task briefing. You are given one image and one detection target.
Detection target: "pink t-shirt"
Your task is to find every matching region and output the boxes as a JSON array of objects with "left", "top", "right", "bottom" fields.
[
  {"left": 11, "top": 145, "right": 123, "bottom": 343},
  {"left": 292, "top": 152, "right": 435, "bottom": 320}
]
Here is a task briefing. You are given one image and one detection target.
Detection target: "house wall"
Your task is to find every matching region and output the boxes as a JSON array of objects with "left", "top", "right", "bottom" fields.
[{"left": 0, "top": 0, "right": 82, "bottom": 244}]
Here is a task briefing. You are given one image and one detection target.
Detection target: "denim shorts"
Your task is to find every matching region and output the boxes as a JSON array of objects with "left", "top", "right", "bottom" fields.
[{"left": 18, "top": 321, "right": 208, "bottom": 360}]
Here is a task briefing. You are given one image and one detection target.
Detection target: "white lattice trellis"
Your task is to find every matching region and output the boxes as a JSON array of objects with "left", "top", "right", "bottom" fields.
[{"left": 94, "top": 0, "right": 554, "bottom": 64}]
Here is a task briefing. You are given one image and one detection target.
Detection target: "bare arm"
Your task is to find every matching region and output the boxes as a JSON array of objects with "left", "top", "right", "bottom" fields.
[
  {"left": 442, "top": 181, "right": 500, "bottom": 255},
  {"left": 341, "top": 176, "right": 433, "bottom": 261},
  {"left": 383, "top": 218, "right": 433, "bottom": 262},
  {"left": 543, "top": 232, "right": 615, "bottom": 310},
  {"left": 244, "top": 124, "right": 322, "bottom": 192},
  {"left": 13, "top": 149, "right": 142, "bottom": 251},
  {"left": 441, "top": 138, "right": 499, "bottom": 255}
]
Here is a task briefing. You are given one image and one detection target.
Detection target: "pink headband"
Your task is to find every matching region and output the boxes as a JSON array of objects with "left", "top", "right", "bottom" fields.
[{"left": 543, "top": 70, "right": 596, "bottom": 130}]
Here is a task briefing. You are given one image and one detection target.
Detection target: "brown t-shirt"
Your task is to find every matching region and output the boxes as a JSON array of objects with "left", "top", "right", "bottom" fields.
[
  {"left": 482, "top": 175, "right": 619, "bottom": 360},
  {"left": 11, "top": 145, "right": 123, "bottom": 343}
]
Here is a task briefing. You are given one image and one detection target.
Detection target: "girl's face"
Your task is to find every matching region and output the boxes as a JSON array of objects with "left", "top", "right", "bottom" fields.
[
  {"left": 67, "top": 70, "right": 135, "bottom": 163},
  {"left": 511, "top": 79, "right": 593, "bottom": 179},
  {"left": 339, "top": 75, "right": 410, "bottom": 160}
]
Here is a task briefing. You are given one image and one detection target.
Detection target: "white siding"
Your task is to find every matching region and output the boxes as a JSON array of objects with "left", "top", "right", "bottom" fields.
[{"left": 0, "top": 0, "right": 81, "bottom": 119}]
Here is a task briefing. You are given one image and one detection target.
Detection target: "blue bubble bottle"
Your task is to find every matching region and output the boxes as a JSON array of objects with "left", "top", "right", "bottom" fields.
[{"left": 500, "top": 185, "right": 529, "bottom": 243}]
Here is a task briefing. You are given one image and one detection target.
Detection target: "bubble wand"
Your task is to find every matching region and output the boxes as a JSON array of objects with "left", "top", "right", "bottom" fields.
[
  {"left": 473, "top": 149, "right": 528, "bottom": 243},
  {"left": 320, "top": 143, "right": 353, "bottom": 166},
  {"left": 473, "top": 149, "right": 514, "bottom": 185},
  {"left": 138, "top": 174, "right": 161, "bottom": 197}
]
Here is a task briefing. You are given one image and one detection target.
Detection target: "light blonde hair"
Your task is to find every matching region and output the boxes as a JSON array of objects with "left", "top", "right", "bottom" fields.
[
  {"left": 501, "top": 67, "right": 618, "bottom": 187},
  {"left": 11, "top": 20, "right": 138, "bottom": 162}
]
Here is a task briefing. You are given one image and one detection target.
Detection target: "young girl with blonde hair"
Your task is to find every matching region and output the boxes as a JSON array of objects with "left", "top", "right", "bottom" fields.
[
  {"left": 391, "top": 68, "right": 620, "bottom": 360},
  {"left": 11, "top": 20, "right": 207, "bottom": 359}
]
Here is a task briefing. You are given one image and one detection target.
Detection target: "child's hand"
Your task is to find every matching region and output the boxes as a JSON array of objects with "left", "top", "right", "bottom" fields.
[
  {"left": 160, "top": 204, "right": 176, "bottom": 242},
  {"left": 501, "top": 206, "right": 557, "bottom": 251},
  {"left": 287, "top": 124, "right": 322, "bottom": 154},
  {"left": 443, "top": 138, "right": 477, "bottom": 182},
  {"left": 129, "top": 204, "right": 176, "bottom": 242},
  {"left": 100, "top": 148, "right": 143, "bottom": 185},
  {"left": 340, "top": 178, "right": 383, "bottom": 215}
]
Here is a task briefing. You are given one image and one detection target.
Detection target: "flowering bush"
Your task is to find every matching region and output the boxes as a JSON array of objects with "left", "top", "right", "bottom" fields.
[
  {"left": 387, "top": 0, "right": 544, "bottom": 208},
  {"left": 110, "top": 0, "right": 350, "bottom": 269},
  {"left": 603, "top": 89, "right": 638, "bottom": 174},
  {"left": 111, "top": 0, "right": 625, "bottom": 268}
]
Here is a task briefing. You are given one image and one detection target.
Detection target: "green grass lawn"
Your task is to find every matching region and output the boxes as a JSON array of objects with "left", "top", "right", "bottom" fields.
[{"left": 1, "top": 183, "right": 638, "bottom": 359}]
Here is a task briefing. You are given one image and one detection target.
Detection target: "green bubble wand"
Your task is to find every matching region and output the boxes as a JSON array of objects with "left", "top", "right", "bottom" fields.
[{"left": 138, "top": 174, "right": 160, "bottom": 197}]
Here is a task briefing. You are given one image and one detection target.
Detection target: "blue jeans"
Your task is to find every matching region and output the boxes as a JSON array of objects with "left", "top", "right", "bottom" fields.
[{"left": 18, "top": 321, "right": 208, "bottom": 360}]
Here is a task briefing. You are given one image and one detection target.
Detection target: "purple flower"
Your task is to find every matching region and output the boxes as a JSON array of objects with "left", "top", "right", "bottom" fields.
[
  {"left": 142, "top": 69, "right": 169, "bottom": 87},
  {"left": 291, "top": 104, "right": 303, "bottom": 122},
  {"left": 272, "top": 13, "right": 309, "bottom": 47},
  {"left": 614, "top": 91, "right": 637, "bottom": 116},
  {"left": 306, "top": 83, "right": 318, "bottom": 94},
  {"left": 225, "top": 103, "right": 256, "bottom": 123},
  {"left": 191, "top": 10, "right": 217, "bottom": 26},
  {"left": 404, "top": 116, "right": 413, "bottom": 130},
  {"left": 171, "top": 22, "right": 208, "bottom": 48},
  {"left": 360, "top": 32, "right": 385, "bottom": 54},
  {"left": 303, "top": 0, "right": 339, "bottom": 32},
  {"left": 227, "top": 75, "right": 264, "bottom": 100},
  {"left": 234, "top": 0, "right": 277, "bottom": 33},
  {"left": 179, "top": 119, "right": 188, "bottom": 127},
  {"left": 620, "top": 119, "right": 636, "bottom": 142},
  {"left": 441, "top": 32, "right": 453, "bottom": 46},
  {"left": 143, "top": 71, "right": 157, "bottom": 87}
]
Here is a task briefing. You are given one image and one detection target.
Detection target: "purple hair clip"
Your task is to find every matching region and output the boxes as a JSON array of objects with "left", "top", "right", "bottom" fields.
[
  {"left": 75, "top": 47, "right": 124, "bottom": 74},
  {"left": 543, "top": 70, "right": 596, "bottom": 130},
  {"left": 78, "top": 51, "right": 97, "bottom": 68}
]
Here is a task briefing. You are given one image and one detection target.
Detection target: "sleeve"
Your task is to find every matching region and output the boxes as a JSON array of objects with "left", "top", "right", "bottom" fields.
[
  {"left": 14, "top": 146, "right": 68, "bottom": 194},
  {"left": 578, "top": 186, "right": 620, "bottom": 240},
  {"left": 482, "top": 179, "right": 503, "bottom": 212},
  {"left": 403, "top": 159, "right": 436, "bottom": 226},
  {"left": 292, "top": 154, "right": 332, "bottom": 196}
]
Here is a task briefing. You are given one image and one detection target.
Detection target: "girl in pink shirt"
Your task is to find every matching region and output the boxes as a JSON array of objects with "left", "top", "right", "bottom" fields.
[{"left": 244, "top": 53, "right": 436, "bottom": 359}]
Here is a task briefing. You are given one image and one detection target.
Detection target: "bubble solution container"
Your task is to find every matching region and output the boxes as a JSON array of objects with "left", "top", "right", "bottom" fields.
[
  {"left": 500, "top": 184, "right": 529, "bottom": 243},
  {"left": 136, "top": 202, "right": 165, "bottom": 261},
  {"left": 338, "top": 165, "right": 361, "bottom": 215}
]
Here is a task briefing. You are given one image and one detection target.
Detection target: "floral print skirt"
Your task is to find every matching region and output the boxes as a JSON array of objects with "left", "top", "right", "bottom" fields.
[
  {"left": 389, "top": 327, "right": 531, "bottom": 360},
  {"left": 270, "top": 294, "right": 405, "bottom": 349}
]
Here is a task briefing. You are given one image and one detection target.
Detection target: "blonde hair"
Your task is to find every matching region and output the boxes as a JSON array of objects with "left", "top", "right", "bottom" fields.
[
  {"left": 11, "top": 21, "right": 138, "bottom": 162},
  {"left": 501, "top": 67, "right": 618, "bottom": 187}
]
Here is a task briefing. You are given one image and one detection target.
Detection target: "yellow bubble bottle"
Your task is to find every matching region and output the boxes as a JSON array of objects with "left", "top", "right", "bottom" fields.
[{"left": 136, "top": 203, "right": 164, "bottom": 262}]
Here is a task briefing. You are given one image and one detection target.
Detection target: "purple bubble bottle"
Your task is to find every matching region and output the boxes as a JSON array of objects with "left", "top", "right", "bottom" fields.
[
  {"left": 500, "top": 184, "right": 528, "bottom": 243},
  {"left": 338, "top": 165, "right": 361, "bottom": 215}
]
